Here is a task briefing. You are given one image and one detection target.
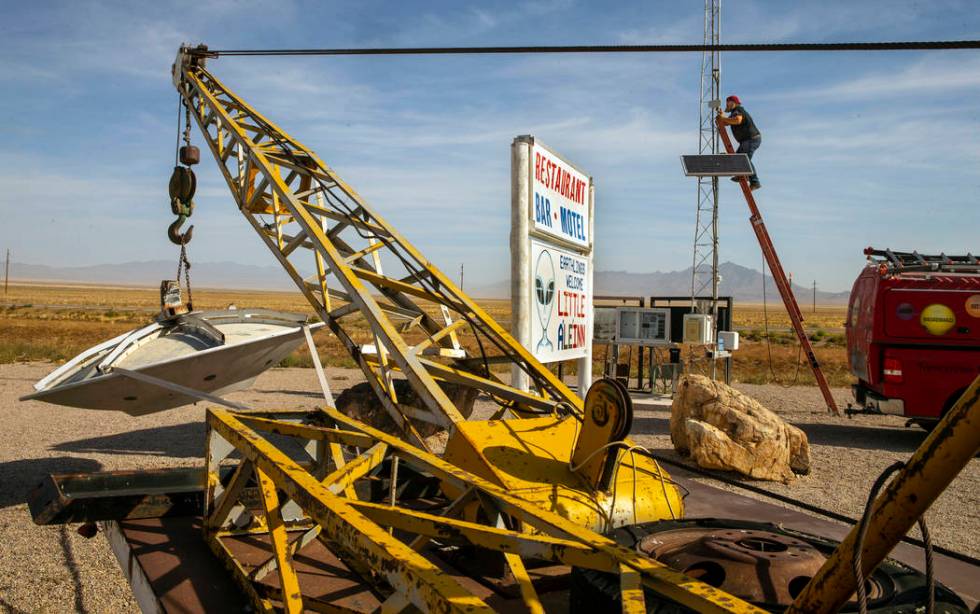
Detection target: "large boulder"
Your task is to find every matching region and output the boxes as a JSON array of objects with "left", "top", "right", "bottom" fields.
[{"left": 670, "top": 375, "right": 810, "bottom": 482}]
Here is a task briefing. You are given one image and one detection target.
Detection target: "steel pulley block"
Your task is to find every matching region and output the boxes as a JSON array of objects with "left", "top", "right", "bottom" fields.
[{"left": 168, "top": 166, "right": 197, "bottom": 202}]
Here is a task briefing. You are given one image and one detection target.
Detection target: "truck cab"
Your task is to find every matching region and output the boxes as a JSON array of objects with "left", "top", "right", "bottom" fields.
[{"left": 846, "top": 248, "right": 980, "bottom": 427}]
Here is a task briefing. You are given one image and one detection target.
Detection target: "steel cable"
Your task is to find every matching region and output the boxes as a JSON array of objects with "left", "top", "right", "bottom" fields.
[
  {"left": 854, "top": 461, "right": 934, "bottom": 614},
  {"left": 761, "top": 256, "right": 803, "bottom": 387},
  {"left": 206, "top": 40, "right": 980, "bottom": 57}
]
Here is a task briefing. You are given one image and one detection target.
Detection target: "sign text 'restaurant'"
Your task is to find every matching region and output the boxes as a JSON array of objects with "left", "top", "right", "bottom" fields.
[{"left": 530, "top": 142, "right": 590, "bottom": 250}]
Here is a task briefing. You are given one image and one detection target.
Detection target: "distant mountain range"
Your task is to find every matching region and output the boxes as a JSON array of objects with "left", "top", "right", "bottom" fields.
[
  {"left": 7, "top": 259, "right": 849, "bottom": 303},
  {"left": 472, "top": 261, "right": 850, "bottom": 304}
]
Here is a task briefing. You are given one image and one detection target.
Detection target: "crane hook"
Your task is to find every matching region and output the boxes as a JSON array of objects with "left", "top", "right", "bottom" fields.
[
  {"left": 168, "top": 197, "right": 194, "bottom": 244},
  {"left": 168, "top": 216, "right": 194, "bottom": 245}
]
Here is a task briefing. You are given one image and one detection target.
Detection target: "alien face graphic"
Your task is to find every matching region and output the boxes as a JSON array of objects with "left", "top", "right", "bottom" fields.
[{"left": 534, "top": 250, "right": 556, "bottom": 352}]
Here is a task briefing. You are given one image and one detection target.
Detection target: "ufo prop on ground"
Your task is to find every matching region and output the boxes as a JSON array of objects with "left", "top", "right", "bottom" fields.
[{"left": 22, "top": 309, "right": 322, "bottom": 415}]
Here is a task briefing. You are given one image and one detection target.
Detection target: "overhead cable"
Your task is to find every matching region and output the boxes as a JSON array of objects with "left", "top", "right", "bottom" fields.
[{"left": 208, "top": 40, "right": 980, "bottom": 57}]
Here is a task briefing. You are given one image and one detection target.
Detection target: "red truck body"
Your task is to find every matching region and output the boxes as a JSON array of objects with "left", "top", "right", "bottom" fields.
[{"left": 846, "top": 254, "right": 980, "bottom": 425}]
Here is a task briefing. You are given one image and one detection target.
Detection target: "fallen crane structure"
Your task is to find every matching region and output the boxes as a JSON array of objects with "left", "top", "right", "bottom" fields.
[{"left": 24, "top": 45, "right": 980, "bottom": 613}]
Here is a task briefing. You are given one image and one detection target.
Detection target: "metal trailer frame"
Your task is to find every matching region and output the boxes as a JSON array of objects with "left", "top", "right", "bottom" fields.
[
  {"left": 34, "top": 379, "right": 978, "bottom": 612},
  {"left": 200, "top": 405, "right": 765, "bottom": 614}
]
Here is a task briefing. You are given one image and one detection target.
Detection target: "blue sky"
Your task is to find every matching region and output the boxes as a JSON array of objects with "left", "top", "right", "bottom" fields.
[{"left": 2, "top": 0, "right": 979, "bottom": 292}]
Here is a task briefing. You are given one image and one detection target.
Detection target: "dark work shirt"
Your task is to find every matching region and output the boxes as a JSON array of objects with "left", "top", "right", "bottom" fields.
[{"left": 729, "top": 105, "right": 761, "bottom": 142}]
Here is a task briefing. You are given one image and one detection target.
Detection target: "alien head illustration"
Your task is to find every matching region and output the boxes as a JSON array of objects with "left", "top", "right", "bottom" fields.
[{"left": 534, "top": 249, "right": 556, "bottom": 352}]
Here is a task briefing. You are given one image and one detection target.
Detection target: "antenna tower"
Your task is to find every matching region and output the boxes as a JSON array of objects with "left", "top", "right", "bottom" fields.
[{"left": 690, "top": 0, "right": 721, "bottom": 366}]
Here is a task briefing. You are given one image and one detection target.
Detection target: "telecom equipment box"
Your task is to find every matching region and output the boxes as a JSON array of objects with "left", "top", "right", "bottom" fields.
[
  {"left": 717, "top": 330, "right": 739, "bottom": 352},
  {"left": 616, "top": 307, "right": 671, "bottom": 346},
  {"left": 593, "top": 307, "right": 671, "bottom": 345},
  {"left": 682, "top": 314, "right": 714, "bottom": 344}
]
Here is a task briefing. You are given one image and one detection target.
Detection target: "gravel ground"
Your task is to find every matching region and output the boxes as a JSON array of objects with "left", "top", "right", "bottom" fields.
[
  {"left": 0, "top": 362, "right": 366, "bottom": 613},
  {"left": 0, "top": 362, "right": 977, "bottom": 612},
  {"left": 628, "top": 383, "right": 980, "bottom": 558}
]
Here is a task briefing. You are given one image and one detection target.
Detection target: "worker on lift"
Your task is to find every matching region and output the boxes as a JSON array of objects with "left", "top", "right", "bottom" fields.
[{"left": 717, "top": 94, "right": 762, "bottom": 191}]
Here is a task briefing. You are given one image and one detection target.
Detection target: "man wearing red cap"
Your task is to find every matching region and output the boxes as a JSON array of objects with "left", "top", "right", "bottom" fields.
[{"left": 717, "top": 94, "right": 762, "bottom": 190}]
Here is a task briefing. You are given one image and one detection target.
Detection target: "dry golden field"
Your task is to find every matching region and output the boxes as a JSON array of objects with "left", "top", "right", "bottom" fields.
[{"left": 0, "top": 282, "right": 852, "bottom": 385}]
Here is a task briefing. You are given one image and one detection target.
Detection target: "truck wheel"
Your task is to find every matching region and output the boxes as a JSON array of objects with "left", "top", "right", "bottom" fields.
[{"left": 569, "top": 518, "right": 969, "bottom": 613}]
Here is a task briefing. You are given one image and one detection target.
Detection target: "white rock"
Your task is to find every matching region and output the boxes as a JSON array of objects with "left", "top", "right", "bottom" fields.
[{"left": 670, "top": 375, "right": 810, "bottom": 482}]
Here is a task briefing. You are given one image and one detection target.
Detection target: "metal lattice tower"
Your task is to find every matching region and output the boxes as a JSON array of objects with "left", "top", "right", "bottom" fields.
[{"left": 690, "top": 0, "right": 721, "bottom": 322}]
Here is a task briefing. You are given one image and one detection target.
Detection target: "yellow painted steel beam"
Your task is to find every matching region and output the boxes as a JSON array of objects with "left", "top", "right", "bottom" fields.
[
  {"left": 408, "top": 487, "right": 478, "bottom": 552},
  {"left": 249, "top": 525, "right": 321, "bottom": 583},
  {"left": 620, "top": 564, "right": 647, "bottom": 614},
  {"left": 347, "top": 499, "right": 619, "bottom": 571},
  {"left": 206, "top": 409, "right": 494, "bottom": 613},
  {"left": 412, "top": 319, "right": 468, "bottom": 355},
  {"left": 503, "top": 552, "right": 544, "bottom": 614},
  {"left": 349, "top": 266, "right": 442, "bottom": 303},
  {"left": 255, "top": 468, "right": 304, "bottom": 614},
  {"left": 209, "top": 536, "right": 279, "bottom": 613},
  {"left": 206, "top": 459, "right": 254, "bottom": 530},
  {"left": 789, "top": 375, "right": 980, "bottom": 613},
  {"left": 379, "top": 592, "right": 411, "bottom": 614},
  {"left": 233, "top": 415, "right": 377, "bottom": 449},
  {"left": 320, "top": 442, "right": 387, "bottom": 495},
  {"left": 416, "top": 358, "right": 561, "bottom": 413},
  {"left": 361, "top": 353, "right": 560, "bottom": 415}
]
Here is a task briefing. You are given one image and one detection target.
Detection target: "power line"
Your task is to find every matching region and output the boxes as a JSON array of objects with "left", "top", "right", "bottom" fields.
[{"left": 206, "top": 40, "right": 980, "bottom": 57}]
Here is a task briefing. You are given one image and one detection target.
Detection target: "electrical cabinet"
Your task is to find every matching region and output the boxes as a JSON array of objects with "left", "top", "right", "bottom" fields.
[
  {"left": 682, "top": 314, "right": 714, "bottom": 344},
  {"left": 616, "top": 308, "right": 671, "bottom": 346},
  {"left": 717, "top": 330, "right": 739, "bottom": 351}
]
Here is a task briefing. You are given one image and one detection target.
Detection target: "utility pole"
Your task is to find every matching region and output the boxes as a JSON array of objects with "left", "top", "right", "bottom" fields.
[
  {"left": 3, "top": 249, "right": 9, "bottom": 296},
  {"left": 812, "top": 279, "right": 816, "bottom": 314},
  {"left": 690, "top": 0, "right": 721, "bottom": 375},
  {"left": 459, "top": 263, "right": 464, "bottom": 292}
]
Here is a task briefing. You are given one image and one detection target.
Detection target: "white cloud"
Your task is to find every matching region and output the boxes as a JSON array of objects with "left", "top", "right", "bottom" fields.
[{"left": 759, "top": 55, "right": 980, "bottom": 103}]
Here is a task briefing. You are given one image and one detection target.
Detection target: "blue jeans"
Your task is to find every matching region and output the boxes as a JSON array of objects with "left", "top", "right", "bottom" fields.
[{"left": 736, "top": 136, "right": 761, "bottom": 186}]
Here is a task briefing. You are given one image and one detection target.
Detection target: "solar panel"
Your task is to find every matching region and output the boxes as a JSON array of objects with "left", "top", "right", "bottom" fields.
[{"left": 681, "top": 154, "right": 753, "bottom": 177}]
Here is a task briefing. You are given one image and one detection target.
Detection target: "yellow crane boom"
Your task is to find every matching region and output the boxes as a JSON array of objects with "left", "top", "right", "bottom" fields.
[{"left": 173, "top": 45, "right": 585, "bottom": 450}]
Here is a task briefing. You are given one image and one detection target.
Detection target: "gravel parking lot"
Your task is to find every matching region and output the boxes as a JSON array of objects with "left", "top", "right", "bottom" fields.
[
  {"left": 629, "top": 383, "right": 979, "bottom": 556},
  {"left": 0, "top": 362, "right": 976, "bottom": 612}
]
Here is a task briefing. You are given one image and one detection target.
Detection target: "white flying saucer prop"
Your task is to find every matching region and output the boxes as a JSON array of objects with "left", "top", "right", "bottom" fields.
[{"left": 22, "top": 309, "right": 323, "bottom": 415}]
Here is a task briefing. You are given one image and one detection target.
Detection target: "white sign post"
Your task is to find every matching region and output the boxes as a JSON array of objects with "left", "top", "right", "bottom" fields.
[{"left": 511, "top": 136, "right": 594, "bottom": 394}]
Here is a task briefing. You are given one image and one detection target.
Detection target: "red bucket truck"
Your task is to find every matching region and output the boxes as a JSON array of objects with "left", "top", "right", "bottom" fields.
[{"left": 846, "top": 248, "right": 980, "bottom": 428}]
